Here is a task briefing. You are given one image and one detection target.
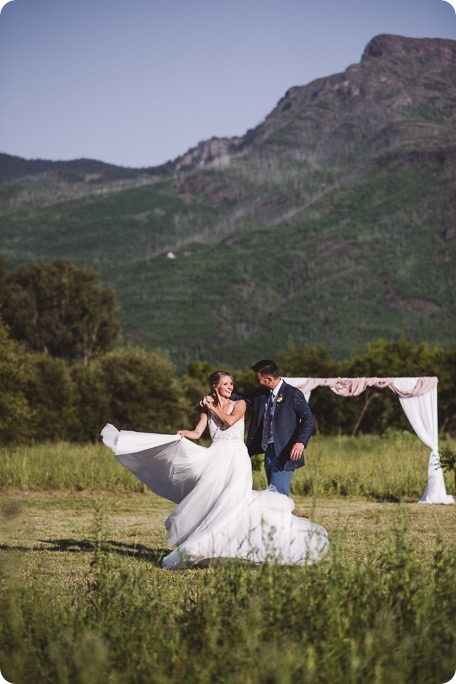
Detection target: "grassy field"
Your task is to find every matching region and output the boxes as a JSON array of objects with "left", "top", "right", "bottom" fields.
[
  {"left": 1, "top": 434, "right": 455, "bottom": 683},
  {"left": 1, "top": 431, "right": 454, "bottom": 500}
]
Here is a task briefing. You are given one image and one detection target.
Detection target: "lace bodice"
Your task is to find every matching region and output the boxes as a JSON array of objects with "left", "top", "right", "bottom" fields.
[{"left": 208, "top": 402, "right": 245, "bottom": 442}]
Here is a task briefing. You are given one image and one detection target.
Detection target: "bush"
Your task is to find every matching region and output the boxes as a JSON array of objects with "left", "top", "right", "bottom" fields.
[
  {"left": 24, "top": 352, "right": 76, "bottom": 441},
  {"left": 90, "top": 347, "right": 189, "bottom": 434},
  {"left": 0, "top": 320, "right": 30, "bottom": 444}
]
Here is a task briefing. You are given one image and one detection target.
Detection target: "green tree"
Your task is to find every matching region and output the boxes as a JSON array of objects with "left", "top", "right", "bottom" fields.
[
  {"left": 344, "top": 337, "right": 439, "bottom": 378},
  {"left": 277, "top": 343, "right": 338, "bottom": 378},
  {"left": 24, "top": 353, "right": 76, "bottom": 441},
  {"left": 431, "top": 347, "right": 456, "bottom": 435},
  {"left": 0, "top": 259, "right": 121, "bottom": 363},
  {"left": 180, "top": 361, "right": 215, "bottom": 426},
  {"left": 90, "top": 348, "right": 189, "bottom": 435},
  {"left": 0, "top": 257, "right": 6, "bottom": 293},
  {"left": 0, "top": 319, "right": 30, "bottom": 444},
  {"left": 341, "top": 337, "right": 443, "bottom": 435},
  {"left": 69, "top": 361, "right": 110, "bottom": 442}
]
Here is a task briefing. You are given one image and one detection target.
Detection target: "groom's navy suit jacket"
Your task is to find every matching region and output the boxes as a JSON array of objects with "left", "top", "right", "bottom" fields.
[{"left": 239, "top": 380, "right": 315, "bottom": 472}]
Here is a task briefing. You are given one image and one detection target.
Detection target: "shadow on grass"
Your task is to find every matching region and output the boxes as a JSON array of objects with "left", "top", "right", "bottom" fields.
[{"left": 0, "top": 539, "right": 169, "bottom": 566}]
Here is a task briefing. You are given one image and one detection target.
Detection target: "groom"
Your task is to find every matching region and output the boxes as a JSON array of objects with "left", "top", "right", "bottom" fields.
[{"left": 245, "top": 359, "right": 315, "bottom": 496}]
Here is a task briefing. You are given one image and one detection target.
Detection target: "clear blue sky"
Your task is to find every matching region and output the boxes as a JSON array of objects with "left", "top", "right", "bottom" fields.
[{"left": 0, "top": 0, "right": 455, "bottom": 169}]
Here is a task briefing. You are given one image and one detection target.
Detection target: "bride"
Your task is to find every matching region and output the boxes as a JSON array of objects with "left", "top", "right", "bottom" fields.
[{"left": 101, "top": 370, "right": 329, "bottom": 569}]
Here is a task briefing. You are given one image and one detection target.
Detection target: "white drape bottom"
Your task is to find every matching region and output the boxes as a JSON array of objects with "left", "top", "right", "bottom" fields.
[{"left": 395, "top": 379, "right": 453, "bottom": 504}]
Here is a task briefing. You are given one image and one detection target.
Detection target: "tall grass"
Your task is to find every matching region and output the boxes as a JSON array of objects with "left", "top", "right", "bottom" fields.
[
  {"left": 1, "top": 435, "right": 455, "bottom": 683},
  {"left": 0, "top": 441, "right": 144, "bottom": 492},
  {"left": 288, "top": 432, "right": 448, "bottom": 501},
  {"left": 1, "top": 506, "right": 455, "bottom": 683},
  {"left": 1, "top": 432, "right": 453, "bottom": 501}
]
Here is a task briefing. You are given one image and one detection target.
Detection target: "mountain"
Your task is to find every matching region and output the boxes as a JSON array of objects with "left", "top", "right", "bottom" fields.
[{"left": 1, "top": 34, "right": 455, "bottom": 369}]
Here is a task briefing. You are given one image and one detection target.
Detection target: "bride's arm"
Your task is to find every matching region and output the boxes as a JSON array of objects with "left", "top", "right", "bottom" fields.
[
  {"left": 206, "top": 400, "right": 246, "bottom": 427},
  {"left": 177, "top": 412, "right": 208, "bottom": 440}
]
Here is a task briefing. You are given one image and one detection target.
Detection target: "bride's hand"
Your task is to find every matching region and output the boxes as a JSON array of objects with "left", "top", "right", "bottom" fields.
[
  {"left": 202, "top": 394, "right": 215, "bottom": 407},
  {"left": 177, "top": 430, "right": 188, "bottom": 439}
]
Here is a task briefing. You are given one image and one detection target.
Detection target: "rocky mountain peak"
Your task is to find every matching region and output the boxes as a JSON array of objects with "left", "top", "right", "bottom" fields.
[
  {"left": 168, "top": 34, "right": 456, "bottom": 175},
  {"left": 361, "top": 33, "right": 456, "bottom": 75}
]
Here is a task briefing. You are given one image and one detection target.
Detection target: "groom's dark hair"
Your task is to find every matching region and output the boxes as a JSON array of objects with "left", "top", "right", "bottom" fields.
[{"left": 251, "top": 359, "right": 278, "bottom": 378}]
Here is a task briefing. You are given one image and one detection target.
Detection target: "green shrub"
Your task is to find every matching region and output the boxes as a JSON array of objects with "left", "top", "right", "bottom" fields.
[
  {"left": 0, "top": 320, "right": 31, "bottom": 444},
  {"left": 24, "top": 352, "right": 76, "bottom": 441}
]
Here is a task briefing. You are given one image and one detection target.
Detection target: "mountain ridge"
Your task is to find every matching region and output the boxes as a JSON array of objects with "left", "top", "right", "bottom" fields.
[
  {"left": 0, "top": 34, "right": 455, "bottom": 368},
  {"left": 3, "top": 34, "right": 455, "bottom": 180}
]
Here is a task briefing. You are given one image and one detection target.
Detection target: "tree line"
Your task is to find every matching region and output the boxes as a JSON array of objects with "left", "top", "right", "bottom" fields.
[{"left": 1, "top": 259, "right": 455, "bottom": 445}]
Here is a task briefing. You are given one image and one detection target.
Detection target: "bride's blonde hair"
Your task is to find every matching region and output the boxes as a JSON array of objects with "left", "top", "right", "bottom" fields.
[{"left": 208, "top": 370, "right": 233, "bottom": 406}]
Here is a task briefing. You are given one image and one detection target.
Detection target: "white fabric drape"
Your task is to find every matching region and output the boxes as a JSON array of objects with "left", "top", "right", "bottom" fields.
[
  {"left": 284, "top": 376, "right": 438, "bottom": 397},
  {"left": 283, "top": 377, "right": 312, "bottom": 401},
  {"left": 395, "top": 378, "right": 453, "bottom": 504},
  {"left": 283, "top": 376, "right": 454, "bottom": 505}
]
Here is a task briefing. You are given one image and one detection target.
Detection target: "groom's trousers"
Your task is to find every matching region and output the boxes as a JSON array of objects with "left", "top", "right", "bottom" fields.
[{"left": 264, "top": 443, "right": 293, "bottom": 496}]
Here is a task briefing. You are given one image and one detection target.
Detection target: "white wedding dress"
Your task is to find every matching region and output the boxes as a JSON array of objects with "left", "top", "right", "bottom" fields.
[{"left": 101, "top": 405, "right": 329, "bottom": 569}]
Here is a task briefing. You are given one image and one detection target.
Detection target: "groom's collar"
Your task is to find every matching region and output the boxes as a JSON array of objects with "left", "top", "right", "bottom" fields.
[{"left": 271, "top": 378, "right": 284, "bottom": 397}]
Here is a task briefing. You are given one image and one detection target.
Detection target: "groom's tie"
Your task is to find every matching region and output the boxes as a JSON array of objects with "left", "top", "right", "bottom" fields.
[{"left": 261, "top": 392, "right": 274, "bottom": 452}]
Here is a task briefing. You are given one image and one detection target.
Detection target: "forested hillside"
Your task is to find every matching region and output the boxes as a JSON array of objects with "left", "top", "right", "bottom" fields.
[{"left": 1, "top": 34, "right": 455, "bottom": 367}]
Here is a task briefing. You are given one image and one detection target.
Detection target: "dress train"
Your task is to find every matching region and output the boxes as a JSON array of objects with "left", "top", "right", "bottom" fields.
[{"left": 101, "top": 419, "right": 329, "bottom": 569}]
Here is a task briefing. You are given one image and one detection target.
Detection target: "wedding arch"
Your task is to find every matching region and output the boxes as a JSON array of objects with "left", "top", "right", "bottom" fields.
[{"left": 283, "top": 376, "right": 454, "bottom": 505}]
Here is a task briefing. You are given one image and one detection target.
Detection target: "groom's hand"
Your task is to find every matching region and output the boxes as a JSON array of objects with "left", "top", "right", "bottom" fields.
[{"left": 290, "top": 442, "right": 305, "bottom": 460}]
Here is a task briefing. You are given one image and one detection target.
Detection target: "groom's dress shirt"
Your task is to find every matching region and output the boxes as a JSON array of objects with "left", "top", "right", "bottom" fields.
[
  {"left": 261, "top": 392, "right": 273, "bottom": 451},
  {"left": 261, "top": 379, "right": 284, "bottom": 450},
  {"left": 271, "top": 379, "right": 284, "bottom": 400}
]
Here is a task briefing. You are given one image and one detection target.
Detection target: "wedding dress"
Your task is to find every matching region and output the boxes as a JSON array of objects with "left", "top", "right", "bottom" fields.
[{"left": 101, "top": 405, "right": 329, "bottom": 569}]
